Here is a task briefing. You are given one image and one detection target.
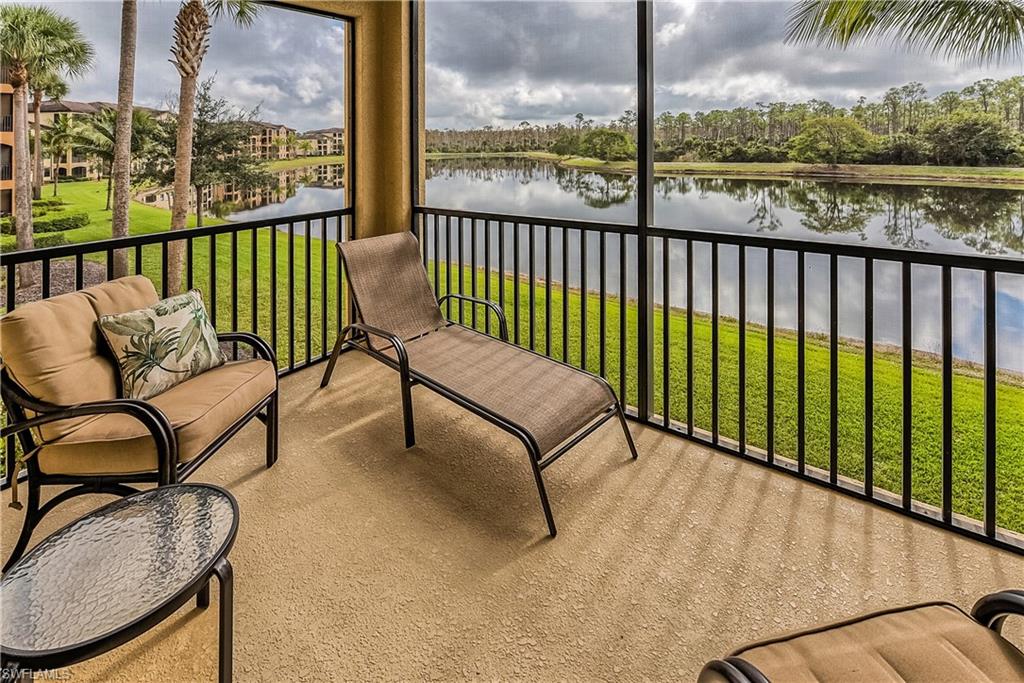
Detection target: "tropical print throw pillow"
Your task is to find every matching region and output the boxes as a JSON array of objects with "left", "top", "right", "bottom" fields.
[{"left": 98, "top": 290, "right": 225, "bottom": 400}]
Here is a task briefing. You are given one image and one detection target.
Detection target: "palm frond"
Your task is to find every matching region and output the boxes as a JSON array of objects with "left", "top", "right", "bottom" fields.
[{"left": 786, "top": 0, "right": 1024, "bottom": 63}]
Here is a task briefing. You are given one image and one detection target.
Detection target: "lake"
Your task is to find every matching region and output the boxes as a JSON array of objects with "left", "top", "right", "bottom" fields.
[{"left": 227, "top": 157, "right": 1024, "bottom": 372}]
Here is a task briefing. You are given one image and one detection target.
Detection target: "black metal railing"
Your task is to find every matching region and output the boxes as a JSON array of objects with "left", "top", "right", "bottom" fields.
[
  {"left": 0, "top": 164, "right": 10, "bottom": 182},
  {"left": 1, "top": 207, "right": 353, "bottom": 485},
  {"left": 0, "top": 115, "right": 11, "bottom": 133},
  {"left": 413, "top": 205, "right": 1024, "bottom": 554}
]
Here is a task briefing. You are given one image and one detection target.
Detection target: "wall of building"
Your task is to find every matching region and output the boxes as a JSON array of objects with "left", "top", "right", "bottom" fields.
[{"left": 0, "top": 81, "right": 14, "bottom": 215}]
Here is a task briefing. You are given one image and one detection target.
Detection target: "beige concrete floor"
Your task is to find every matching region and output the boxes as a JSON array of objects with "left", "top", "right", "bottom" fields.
[{"left": 2, "top": 353, "right": 1022, "bottom": 681}]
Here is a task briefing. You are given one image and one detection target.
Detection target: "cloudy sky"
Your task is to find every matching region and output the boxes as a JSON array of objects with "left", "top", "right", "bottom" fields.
[
  {"left": 425, "top": 0, "right": 1023, "bottom": 129},
  {"left": 42, "top": 1, "right": 1022, "bottom": 132},
  {"left": 42, "top": 0, "right": 346, "bottom": 131}
]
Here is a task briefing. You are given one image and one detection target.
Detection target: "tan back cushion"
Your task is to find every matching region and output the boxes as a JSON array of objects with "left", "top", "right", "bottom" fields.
[{"left": 0, "top": 276, "right": 159, "bottom": 440}]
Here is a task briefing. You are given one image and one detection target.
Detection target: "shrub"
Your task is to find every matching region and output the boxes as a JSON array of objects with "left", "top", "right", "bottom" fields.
[
  {"left": 923, "top": 112, "right": 1021, "bottom": 166},
  {"left": 31, "top": 233, "right": 69, "bottom": 249},
  {"left": 578, "top": 129, "right": 636, "bottom": 161},
  {"left": 0, "top": 211, "right": 89, "bottom": 235},
  {"left": 870, "top": 134, "right": 929, "bottom": 165},
  {"left": 788, "top": 116, "right": 877, "bottom": 165}
]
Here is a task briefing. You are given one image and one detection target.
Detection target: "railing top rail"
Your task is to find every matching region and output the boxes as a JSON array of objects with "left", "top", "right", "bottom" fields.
[
  {"left": 414, "top": 205, "right": 1024, "bottom": 274},
  {"left": 0, "top": 207, "right": 352, "bottom": 266}
]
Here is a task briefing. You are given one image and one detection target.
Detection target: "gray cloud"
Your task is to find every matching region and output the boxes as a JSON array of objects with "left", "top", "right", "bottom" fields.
[
  {"left": 43, "top": 0, "right": 345, "bottom": 131},
  {"left": 426, "top": 0, "right": 1022, "bottom": 129}
]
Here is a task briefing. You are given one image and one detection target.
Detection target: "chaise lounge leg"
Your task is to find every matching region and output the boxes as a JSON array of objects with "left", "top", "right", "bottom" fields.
[
  {"left": 320, "top": 335, "right": 347, "bottom": 388},
  {"left": 3, "top": 480, "right": 40, "bottom": 573},
  {"left": 265, "top": 392, "right": 279, "bottom": 468},
  {"left": 616, "top": 403, "right": 639, "bottom": 460},
  {"left": 528, "top": 453, "right": 557, "bottom": 537},
  {"left": 401, "top": 375, "right": 415, "bottom": 448}
]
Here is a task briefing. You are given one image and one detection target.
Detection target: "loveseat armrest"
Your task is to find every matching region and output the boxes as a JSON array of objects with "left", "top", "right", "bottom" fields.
[
  {"left": 218, "top": 331, "right": 277, "bottom": 365},
  {"left": 0, "top": 398, "right": 178, "bottom": 485},
  {"left": 972, "top": 589, "right": 1024, "bottom": 633},
  {"left": 438, "top": 293, "right": 509, "bottom": 341}
]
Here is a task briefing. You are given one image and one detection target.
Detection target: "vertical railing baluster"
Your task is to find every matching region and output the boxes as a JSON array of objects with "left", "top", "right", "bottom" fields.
[
  {"left": 446, "top": 215, "right": 453, "bottom": 318},
  {"left": 4, "top": 264, "right": 14, "bottom": 488},
  {"left": 529, "top": 224, "right": 536, "bottom": 350},
  {"left": 513, "top": 223, "right": 520, "bottom": 345},
  {"left": 136, "top": 244, "right": 144, "bottom": 276},
  {"left": 75, "top": 253, "right": 83, "bottom": 290},
  {"left": 580, "top": 230, "right": 588, "bottom": 370},
  {"left": 41, "top": 259, "right": 50, "bottom": 299},
  {"left": 797, "top": 251, "right": 806, "bottom": 473},
  {"left": 545, "top": 225, "right": 552, "bottom": 355},
  {"left": 458, "top": 216, "right": 465, "bottom": 324},
  {"left": 711, "top": 243, "right": 719, "bottom": 443},
  {"left": 563, "top": 227, "right": 570, "bottom": 362},
  {"left": 270, "top": 222, "right": 278, "bottom": 360},
  {"left": 738, "top": 245, "right": 746, "bottom": 451},
  {"left": 470, "top": 219, "right": 478, "bottom": 329},
  {"left": 662, "top": 237, "right": 670, "bottom": 427},
  {"left": 320, "top": 221, "right": 327, "bottom": 359},
  {"left": 984, "top": 269, "right": 996, "bottom": 537},
  {"left": 498, "top": 221, "right": 505, "bottom": 318},
  {"left": 767, "top": 247, "right": 775, "bottom": 461},
  {"left": 433, "top": 214, "right": 440, "bottom": 299},
  {"left": 619, "top": 233, "right": 627, "bottom": 404},
  {"left": 232, "top": 230, "right": 239, "bottom": 360},
  {"left": 186, "top": 239, "right": 193, "bottom": 290},
  {"left": 599, "top": 232, "right": 607, "bottom": 379},
  {"left": 686, "top": 240, "right": 694, "bottom": 436},
  {"left": 251, "top": 228, "right": 258, "bottom": 339},
  {"left": 336, "top": 214, "right": 344, "bottom": 331},
  {"left": 830, "top": 253, "right": 839, "bottom": 483},
  {"left": 288, "top": 222, "right": 295, "bottom": 371},
  {"left": 304, "top": 222, "right": 312, "bottom": 364},
  {"left": 210, "top": 235, "right": 217, "bottom": 328},
  {"left": 902, "top": 261, "right": 912, "bottom": 509},
  {"left": 107, "top": 248, "right": 114, "bottom": 281},
  {"left": 941, "top": 264, "right": 953, "bottom": 523},
  {"left": 161, "top": 243, "right": 169, "bottom": 299},
  {"left": 484, "top": 219, "right": 492, "bottom": 335},
  {"left": 864, "top": 257, "right": 874, "bottom": 496}
]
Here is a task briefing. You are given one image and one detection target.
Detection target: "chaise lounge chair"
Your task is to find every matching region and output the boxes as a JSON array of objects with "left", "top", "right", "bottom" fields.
[
  {"left": 320, "top": 231, "right": 638, "bottom": 536},
  {"left": 699, "top": 589, "right": 1024, "bottom": 682}
]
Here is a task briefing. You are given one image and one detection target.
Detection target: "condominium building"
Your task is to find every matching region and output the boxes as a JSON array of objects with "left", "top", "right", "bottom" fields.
[
  {"left": 1, "top": 68, "right": 14, "bottom": 215},
  {"left": 299, "top": 127, "right": 344, "bottom": 157},
  {"left": 247, "top": 121, "right": 296, "bottom": 160}
]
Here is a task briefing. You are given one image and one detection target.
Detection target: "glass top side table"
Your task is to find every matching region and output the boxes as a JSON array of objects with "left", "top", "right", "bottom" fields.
[{"left": 1, "top": 484, "right": 238, "bottom": 682}]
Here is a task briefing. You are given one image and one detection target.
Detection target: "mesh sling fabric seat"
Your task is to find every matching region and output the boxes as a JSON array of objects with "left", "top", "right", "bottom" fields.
[
  {"left": 0, "top": 276, "right": 279, "bottom": 571},
  {"left": 320, "top": 232, "right": 638, "bottom": 536},
  {"left": 698, "top": 591, "right": 1024, "bottom": 683}
]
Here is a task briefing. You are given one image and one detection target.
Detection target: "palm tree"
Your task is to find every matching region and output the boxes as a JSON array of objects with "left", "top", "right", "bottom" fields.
[
  {"left": 111, "top": 0, "right": 138, "bottom": 278},
  {"left": 29, "top": 70, "right": 68, "bottom": 200},
  {"left": 786, "top": 0, "right": 1024, "bottom": 63},
  {"left": 40, "top": 113, "right": 78, "bottom": 197},
  {"left": 166, "top": 0, "right": 259, "bottom": 295},
  {"left": 75, "top": 108, "right": 156, "bottom": 212},
  {"left": 0, "top": 4, "right": 93, "bottom": 286}
]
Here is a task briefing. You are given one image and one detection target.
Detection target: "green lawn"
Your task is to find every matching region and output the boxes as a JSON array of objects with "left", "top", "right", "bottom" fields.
[
  {"left": 524, "top": 152, "right": 1024, "bottom": 189},
  {"left": 3, "top": 180, "right": 1022, "bottom": 535},
  {"left": 267, "top": 154, "right": 345, "bottom": 172}
]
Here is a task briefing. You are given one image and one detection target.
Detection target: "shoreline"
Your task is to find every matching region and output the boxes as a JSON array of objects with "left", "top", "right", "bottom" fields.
[{"left": 425, "top": 151, "right": 1024, "bottom": 190}]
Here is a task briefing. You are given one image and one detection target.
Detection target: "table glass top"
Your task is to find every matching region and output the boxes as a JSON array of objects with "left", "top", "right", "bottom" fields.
[{"left": 1, "top": 485, "right": 235, "bottom": 655}]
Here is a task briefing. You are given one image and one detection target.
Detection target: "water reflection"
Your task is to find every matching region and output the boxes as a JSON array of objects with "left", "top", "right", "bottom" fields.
[{"left": 425, "top": 158, "right": 1023, "bottom": 372}]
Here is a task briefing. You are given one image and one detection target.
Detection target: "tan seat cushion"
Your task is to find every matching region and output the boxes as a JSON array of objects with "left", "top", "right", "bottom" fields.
[
  {"left": 0, "top": 276, "right": 159, "bottom": 440},
  {"left": 731, "top": 602, "right": 1024, "bottom": 682},
  {"left": 36, "top": 359, "right": 276, "bottom": 476},
  {"left": 393, "top": 325, "right": 615, "bottom": 455}
]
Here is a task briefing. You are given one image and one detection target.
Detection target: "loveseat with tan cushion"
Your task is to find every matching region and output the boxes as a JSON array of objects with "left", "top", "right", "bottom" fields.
[{"left": 0, "top": 276, "right": 278, "bottom": 571}]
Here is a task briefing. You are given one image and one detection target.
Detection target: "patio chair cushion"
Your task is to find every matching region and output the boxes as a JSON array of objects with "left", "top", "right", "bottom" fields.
[
  {"left": 339, "top": 232, "right": 445, "bottom": 347},
  {"left": 718, "top": 602, "right": 1024, "bottom": 682},
  {"left": 0, "top": 276, "right": 159, "bottom": 441},
  {"left": 394, "top": 325, "right": 615, "bottom": 455},
  {"left": 35, "top": 359, "right": 276, "bottom": 476}
]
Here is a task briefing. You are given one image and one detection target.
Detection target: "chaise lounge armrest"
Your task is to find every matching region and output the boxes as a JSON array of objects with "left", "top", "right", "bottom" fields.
[
  {"left": 972, "top": 589, "right": 1024, "bottom": 632},
  {"left": 0, "top": 393, "right": 178, "bottom": 485},
  {"left": 218, "top": 331, "right": 277, "bottom": 365},
  {"left": 437, "top": 293, "right": 509, "bottom": 341}
]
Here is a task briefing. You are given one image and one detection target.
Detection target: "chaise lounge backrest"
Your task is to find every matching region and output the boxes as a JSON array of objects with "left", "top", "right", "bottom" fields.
[
  {"left": 0, "top": 276, "right": 160, "bottom": 441},
  {"left": 339, "top": 232, "right": 445, "bottom": 346}
]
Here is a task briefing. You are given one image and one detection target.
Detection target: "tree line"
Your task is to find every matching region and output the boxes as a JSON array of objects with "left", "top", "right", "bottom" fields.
[{"left": 426, "top": 76, "right": 1024, "bottom": 167}]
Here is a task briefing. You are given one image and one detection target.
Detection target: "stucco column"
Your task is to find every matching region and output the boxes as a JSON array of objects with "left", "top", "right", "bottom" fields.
[{"left": 286, "top": 0, "right": 423, "bottom": 239}]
